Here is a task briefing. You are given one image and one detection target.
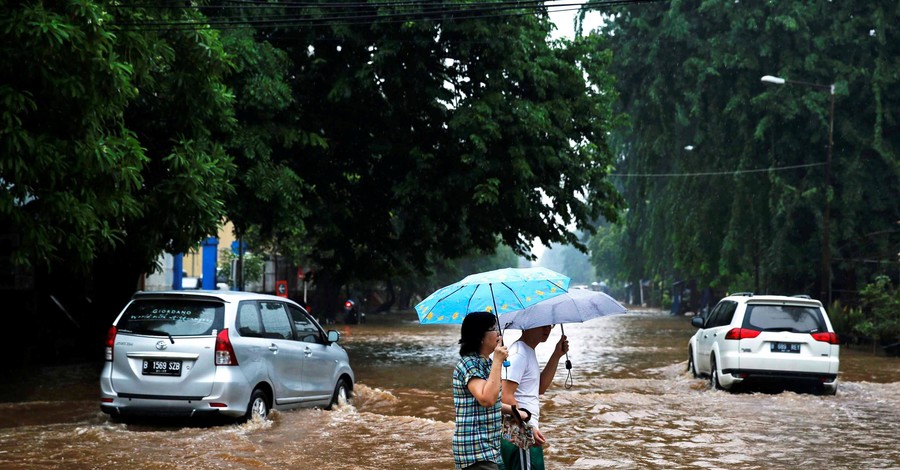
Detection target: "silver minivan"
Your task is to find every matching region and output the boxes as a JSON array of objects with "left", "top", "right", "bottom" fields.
[{"left": 100, "top": 291, "right": 354, "bottom": 421}]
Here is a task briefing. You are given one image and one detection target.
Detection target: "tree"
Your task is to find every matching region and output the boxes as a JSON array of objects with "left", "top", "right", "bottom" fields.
[
  {"left": 217, "top": 27, "right": 326, "bottom": 272},
  {"left": 1, "top": 1, "right": 146, "bottom": 271},
  {"left": 588, "top": 0, "right": 900, "bottom": 301},
  {"left": 210, "top": 2, "right": 626, "bottom": 313},
  {"left": 1, "top": 2, "right": 238, "bottom": 340}
]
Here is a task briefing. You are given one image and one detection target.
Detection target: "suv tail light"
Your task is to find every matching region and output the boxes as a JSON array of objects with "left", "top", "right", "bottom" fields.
[
  {"left": 724, "top": 328, "right": 761, "bottom": 340},
  {"left": 215, "top": 329, "right": 239, "bottom": 366},
  {"left": 105, "top": 326, "right": 117, "bottom": 361},
  {"left": 811, "top": 331, "right": 839, "bottom": 344}
]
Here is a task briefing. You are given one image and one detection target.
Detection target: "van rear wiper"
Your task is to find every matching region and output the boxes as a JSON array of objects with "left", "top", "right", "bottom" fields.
[{"left": 133, "top": 329, "right": 176, "bottom": 343}]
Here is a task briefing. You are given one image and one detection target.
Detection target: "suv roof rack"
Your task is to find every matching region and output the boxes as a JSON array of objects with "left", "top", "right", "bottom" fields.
[
  {"left": 791, "top": 294, "right": 812, "bottom": 299},
  {"left": 730, "top": 292, "right": 754, "bottom": 297}
]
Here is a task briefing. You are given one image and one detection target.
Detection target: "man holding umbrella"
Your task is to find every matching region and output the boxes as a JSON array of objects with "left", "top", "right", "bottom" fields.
[{"left": 500, "top": 324, "right": 569, "bottom": 470}]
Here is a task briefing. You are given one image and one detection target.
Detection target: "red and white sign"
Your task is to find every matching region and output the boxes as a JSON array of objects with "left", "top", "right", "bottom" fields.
[{"left": 275, "top": 280, "right": 288, "bottom": 298}]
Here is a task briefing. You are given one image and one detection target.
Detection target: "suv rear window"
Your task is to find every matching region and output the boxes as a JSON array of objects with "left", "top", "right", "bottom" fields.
[
  {"left": 743, "top": 304, "right": 826, "bottom": 333},
  {"left": 117, "top": 299, "right": 225, "bottom": 337}
]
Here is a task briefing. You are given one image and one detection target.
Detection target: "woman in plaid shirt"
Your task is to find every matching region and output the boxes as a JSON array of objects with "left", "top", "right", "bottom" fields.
[{"left": 452, "top": 312, "right": 512, "bottom": 470}]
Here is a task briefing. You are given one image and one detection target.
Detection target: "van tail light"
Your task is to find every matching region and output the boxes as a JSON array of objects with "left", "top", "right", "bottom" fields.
[
  {"left": 105, "top": 326, "right": 117, "bottom": 361},
  {"left": 811, "top": 332, "right": 839, "bottom": 344},
  {"left": 724, "top": 328, "right": 761, "bottom": 340},
  {"left": 215, "top": 329, "right": 239, "bottom": 366}
]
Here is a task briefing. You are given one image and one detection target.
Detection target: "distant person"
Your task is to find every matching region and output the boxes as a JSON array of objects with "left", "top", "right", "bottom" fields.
[
  {"left": 453, "top": 312, "right": 512, "bottom": 470},
  {"left": 501, "top": 324, "right": 569, "bottom": 470}
]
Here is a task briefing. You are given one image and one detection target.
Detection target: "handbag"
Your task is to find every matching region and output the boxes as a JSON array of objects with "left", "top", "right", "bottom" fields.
[{"left": 501, "top": 406, "right": 535, "bottom": 449}]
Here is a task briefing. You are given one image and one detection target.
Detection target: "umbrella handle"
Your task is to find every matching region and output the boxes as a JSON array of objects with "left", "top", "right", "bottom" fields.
[
  {"left": 490, "top": 285, "right": 511, "bottom": 367},
  {"left": 560, "top": 324, "right": 572, "bottom": 368},
  {"left": 560, "top": 324, "right": 573, "bottom": 389}
]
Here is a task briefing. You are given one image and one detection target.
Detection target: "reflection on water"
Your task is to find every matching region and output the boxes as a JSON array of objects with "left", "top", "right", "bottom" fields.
[{"left": 1, "top": 309, "right": 899, "bottom": 469}]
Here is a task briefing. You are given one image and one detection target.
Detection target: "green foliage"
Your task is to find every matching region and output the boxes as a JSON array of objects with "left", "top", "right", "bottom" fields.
[
  {"left": 218, "top": 248, "right": 264, "bottom": 286},
  {"left": 1, "top": 1, "right": 237, "bottom": 279},
  {"left": 856, "top": 275, "right": 900, "bottom": 345},
  {"left": 589, "top": 0, "right": 900, "bottom": 301},
  {"left": 4, "top": 1, "right": 627, "bottom": 314},
  {"left": 1, "top": 1, "right": 146, "bottom": 269},
  {"left": 217, "top": 28, "right": 317, "bottom": 265},
  {"left": 217, "top": 4, "right": 627, "bottom": 286},
  {"left": 423, "top": 245, "right": 522, "bottom": 293}
]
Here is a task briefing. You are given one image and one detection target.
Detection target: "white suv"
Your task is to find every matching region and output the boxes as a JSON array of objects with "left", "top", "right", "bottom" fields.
[
  {"left": 100, "top": 291, "right": 354, "bottom": 421},
  {"left": 688, "top": 293, "right": 839, "bottom": 394}
]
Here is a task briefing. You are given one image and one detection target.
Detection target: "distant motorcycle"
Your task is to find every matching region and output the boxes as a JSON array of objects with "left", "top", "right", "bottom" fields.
[{"left": 343, "top": 299, "right": 365, "bottom": 324}]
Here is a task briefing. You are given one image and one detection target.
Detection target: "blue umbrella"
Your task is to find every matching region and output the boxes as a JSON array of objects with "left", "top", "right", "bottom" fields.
[{"left": 416, "top": 267, "right": 570, "bottom": 324}]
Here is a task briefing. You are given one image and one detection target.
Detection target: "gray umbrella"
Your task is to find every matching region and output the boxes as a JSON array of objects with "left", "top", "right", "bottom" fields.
[
  {"left": 497, "top": 288, "right": 627, "bottom": 388},
  {"left": 497, "top": 288, "right": 626, "bottom": 330}
]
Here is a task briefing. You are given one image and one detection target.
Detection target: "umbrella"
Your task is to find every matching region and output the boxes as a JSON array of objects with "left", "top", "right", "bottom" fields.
[
  {"left": 415, "top": 267, "right": 571, "bottom": 324},
  {"left": 497, "top": 288, "right": 627, "bottom": 388},
  {"left": 497, "top": 288, "right": 626, "bottom": 330}
]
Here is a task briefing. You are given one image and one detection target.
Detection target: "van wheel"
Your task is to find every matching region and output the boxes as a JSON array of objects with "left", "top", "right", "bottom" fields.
[
  {"left": 327, "top": 378, "right": 351, "bottom": 410},
  {"left": 710, "top": 357, "right": 723, "bottom": 390},
  {"left": 244, "top": 388, "right": 270, "bottom": 422}
]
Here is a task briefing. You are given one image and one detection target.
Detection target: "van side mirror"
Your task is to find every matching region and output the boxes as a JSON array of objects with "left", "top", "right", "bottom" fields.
[
  {"left": 691, "top": 316, "right": 705, "bottom": 328},
  {"left": 327, "top": 330, "right": 340, "bottom": 343}
]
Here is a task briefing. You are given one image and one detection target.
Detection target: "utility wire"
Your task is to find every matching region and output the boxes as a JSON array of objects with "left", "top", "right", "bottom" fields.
[
  {"left": 110, "top": 0, "right": 663, "bottom": 31},
  {"left": 612, "top": 162, "right": 826, "bottom": 178},
  {"left": 112, "top": 0, "right": 596, "bottom": 10}
]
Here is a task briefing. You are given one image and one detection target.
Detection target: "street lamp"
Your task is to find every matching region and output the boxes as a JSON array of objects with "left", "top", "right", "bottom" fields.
[{"left": 761, "top": 74, "right": 835, "bottom": 304}]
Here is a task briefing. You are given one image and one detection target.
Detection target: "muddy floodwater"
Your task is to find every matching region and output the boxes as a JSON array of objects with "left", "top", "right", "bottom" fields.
[{"left": 1, "top": 309, "right": 899, "bottom": 469}]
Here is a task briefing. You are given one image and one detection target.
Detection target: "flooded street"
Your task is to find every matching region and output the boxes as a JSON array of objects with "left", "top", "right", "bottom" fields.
[{"left": 1, "top": 308, "right": 899, "bottom": 469}]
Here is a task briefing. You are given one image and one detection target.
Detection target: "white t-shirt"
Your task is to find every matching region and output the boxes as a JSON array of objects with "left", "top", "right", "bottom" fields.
[{"left": 501, "top": 341, "right": 542, "bottom": 428}]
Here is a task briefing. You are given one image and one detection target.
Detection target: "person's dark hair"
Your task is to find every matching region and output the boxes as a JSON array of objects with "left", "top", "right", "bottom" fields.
[{"left": 459, "top": 311, "right": 496, "bottom": 356}]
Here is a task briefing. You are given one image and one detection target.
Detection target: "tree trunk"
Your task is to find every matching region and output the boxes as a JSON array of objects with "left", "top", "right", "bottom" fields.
[
  {"left": 377, "top": 279, "right": 396, "bottom": 312},
  {"left": 309, "top": 270, "right": 342, "bottom": 325}
]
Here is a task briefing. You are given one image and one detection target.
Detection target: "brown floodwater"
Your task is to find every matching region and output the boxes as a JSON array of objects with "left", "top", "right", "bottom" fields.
[{"left": 1, "top": 308, "right": 898, "bottom": 469}]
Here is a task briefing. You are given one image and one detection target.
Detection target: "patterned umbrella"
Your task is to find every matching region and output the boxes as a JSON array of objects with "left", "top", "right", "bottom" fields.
[{"left": 415, "top": 267, "right": 570, "bottom": 324}]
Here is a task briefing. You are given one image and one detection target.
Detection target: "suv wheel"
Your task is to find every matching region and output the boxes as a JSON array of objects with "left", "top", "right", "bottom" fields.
[
  {"left": 710, "top": 356, "right": 723, "bottom": 390},
  {"left": 688, "top": 347, "right": 699, "bottom": 378},
  {"left": 327, "top": 378, "right": 351, "bottom": 410},
  {"left": 245, "top": 388, "right": 270, "bottom": 422}
]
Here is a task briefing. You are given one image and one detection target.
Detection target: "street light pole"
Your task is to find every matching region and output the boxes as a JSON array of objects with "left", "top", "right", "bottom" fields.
[{"left": 761, "top": 75, "right": 835, "bottom": 304}]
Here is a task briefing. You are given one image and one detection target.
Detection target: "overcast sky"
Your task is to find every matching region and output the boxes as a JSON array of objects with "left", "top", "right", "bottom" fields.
[{"left": 547, "top": 2, "right": 606, "bottom": 40}]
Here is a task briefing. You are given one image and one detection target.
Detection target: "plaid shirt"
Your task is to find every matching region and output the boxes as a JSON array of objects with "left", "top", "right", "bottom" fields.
[{"left": 452, "top": 353, "right": 502, "bottom": 469}]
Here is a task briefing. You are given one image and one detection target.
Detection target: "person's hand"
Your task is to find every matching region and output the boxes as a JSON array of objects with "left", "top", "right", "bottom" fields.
[
  {"left": 532, "top": 426, "right": 547, "bottom": 446},
  {"left": 555, "top": 335, "right": 569, "bottom": 356},
  {"left": 494, "top": 344, "right": 508, "bottom": 363}
]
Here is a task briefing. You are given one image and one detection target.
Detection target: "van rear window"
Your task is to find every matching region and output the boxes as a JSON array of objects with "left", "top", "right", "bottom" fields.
[{"left": 118, "top": 299, "right": 225, "bottom": 336}]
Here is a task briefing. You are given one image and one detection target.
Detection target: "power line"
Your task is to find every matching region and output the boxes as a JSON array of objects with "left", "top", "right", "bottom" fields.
[
  {"left": 109, "top": 0, "right": 664, "bottom": 31},
  {"left": 612, "top": 162, "right": 826, "bottom": 178}
]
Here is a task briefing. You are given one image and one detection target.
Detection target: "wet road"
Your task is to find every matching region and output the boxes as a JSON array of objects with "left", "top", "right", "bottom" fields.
[{"left": 1, "top": 308, "right": 898, "bottom": 469}]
